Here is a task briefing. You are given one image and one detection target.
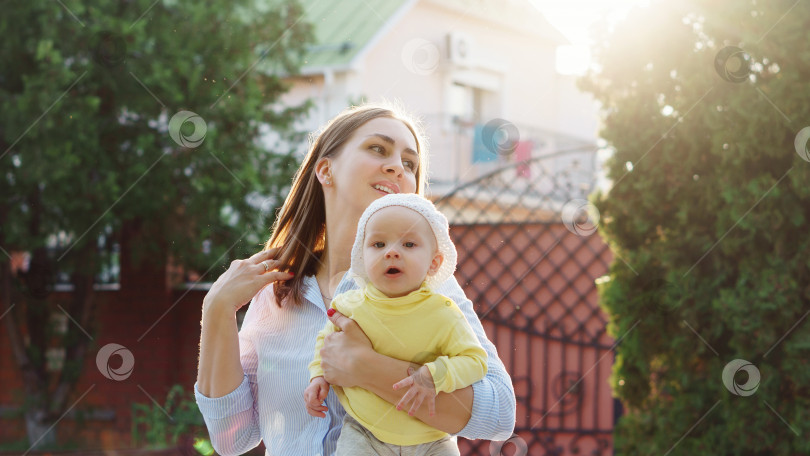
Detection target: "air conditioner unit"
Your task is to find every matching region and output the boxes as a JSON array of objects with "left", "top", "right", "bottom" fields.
[{"left": 447, "top": 32, "right": 474, "bottom": 66}]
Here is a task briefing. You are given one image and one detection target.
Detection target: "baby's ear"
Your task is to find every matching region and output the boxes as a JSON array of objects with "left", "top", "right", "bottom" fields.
[{"left": 427, "top": 252, "right": 444, "bottom": 276}]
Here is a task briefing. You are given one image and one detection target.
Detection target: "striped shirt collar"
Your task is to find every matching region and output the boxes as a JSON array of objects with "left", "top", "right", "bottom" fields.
[{"left": 302, "top": 271, "right": 357, "bottom": 310}]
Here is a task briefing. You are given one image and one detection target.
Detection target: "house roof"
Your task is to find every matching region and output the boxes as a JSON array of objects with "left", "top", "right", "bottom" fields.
[
  {"left": 423, "top": 0, "right": 569, "bottom": 45},
  {"left": 299, "top": 0, "right": 411, "bottom": 71},
  {"left": 285, "top": 0, "right": 568, "bottom": 75}
]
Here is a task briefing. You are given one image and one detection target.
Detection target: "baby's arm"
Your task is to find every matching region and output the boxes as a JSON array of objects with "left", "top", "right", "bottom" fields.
[
  {"left": 393, "top": 302, "right": 488, "bottom": 416},
  {"left": 305, "top": 317, "right": 339, "bottom": 418},
  {"left": 392, "top": 365, "right": 439, "bottom": 416},
  {"left": 304, "top": 377, "right": 330, "bottom": 418}
]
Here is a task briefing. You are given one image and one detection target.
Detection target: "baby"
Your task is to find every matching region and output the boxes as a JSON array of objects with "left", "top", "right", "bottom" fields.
[{"left": 305, "top": 193, "right": 487, "bottom": 456}]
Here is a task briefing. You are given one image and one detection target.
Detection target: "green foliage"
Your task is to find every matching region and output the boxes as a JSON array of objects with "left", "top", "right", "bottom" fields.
[
  {"left": 1, "top": 0, "right": 314, "bottom": 448},
  {"left": 1, "top": 0, "right": 314, "bottom": 275},
  {"left": 131, "top": 384, "right": 265, "bottom": 455},
  {"left": 0, "top": 438, "right": 33, "bottom": 452},
  {"left": 131, "top": 384, "right": 207, "bottom": 450},
  {"left": 582, "top": 0, "right": 810, "bottom": 454}
]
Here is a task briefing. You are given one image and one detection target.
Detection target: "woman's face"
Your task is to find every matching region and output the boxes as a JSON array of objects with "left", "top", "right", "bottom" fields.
[{"left": 327, "top": 117, "right": 419, "bottom": 213}]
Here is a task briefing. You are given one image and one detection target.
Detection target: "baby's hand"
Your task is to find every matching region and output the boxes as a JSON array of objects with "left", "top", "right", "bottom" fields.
[
  {"left": 392, "top": 365, "right": 437, "bottom": 417},
  {"left": 304, "top": 377, "right": 330, "bottom": 418}
]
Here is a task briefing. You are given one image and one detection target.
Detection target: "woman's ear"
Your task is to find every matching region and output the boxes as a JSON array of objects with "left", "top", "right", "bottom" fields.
[
  {"left": 315, "top": 157, "right": 332, "bottom": 186},
  {"left": 427, "top": 252, "right": 444, "bottom": 276}
]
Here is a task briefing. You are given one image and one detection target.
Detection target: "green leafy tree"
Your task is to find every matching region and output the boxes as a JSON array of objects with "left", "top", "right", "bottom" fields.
[
  {"left": 582, "top": 0, "right": 810, "bottom": 454},
  {"left": 0, "top": 0, "right": 313, "bottom": 448}
]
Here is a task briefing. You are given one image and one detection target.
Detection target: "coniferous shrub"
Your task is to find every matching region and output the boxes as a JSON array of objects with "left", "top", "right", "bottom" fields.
[{"left": 581, "top": 1, "right": 810, "bottom": 454}]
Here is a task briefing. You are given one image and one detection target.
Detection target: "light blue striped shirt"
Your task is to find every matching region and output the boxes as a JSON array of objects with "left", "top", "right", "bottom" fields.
[{"left": 194, "top": 274, "right": 516, "bottom": 456}]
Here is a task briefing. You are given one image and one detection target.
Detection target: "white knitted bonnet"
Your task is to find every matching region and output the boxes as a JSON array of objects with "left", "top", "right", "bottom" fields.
[{"left": 350, "top": 193, "right": 457, "bottom": 289}]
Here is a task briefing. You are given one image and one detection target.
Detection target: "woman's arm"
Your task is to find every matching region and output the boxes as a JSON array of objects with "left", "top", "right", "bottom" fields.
[
  {"left": 195, "top": 292, "right": 262, "bottom": 455},
  {"left": 363, "top": 352, "right": 476, "bottom": 432},
  {"left": 320, "top": 330, "right": 473, "bottom": 433},
  {"left": 321, "top": 277, "right": 516, "bottom": 440},
  {"left": 196, "top": 302, "right": 244, "bottom": 398},
  {"left": 436, "top": 278, "right": 516, "bottom": 441},
  {"left": 197, "top": 248, "right": 284, "bottom": 395},
  {"left": 194, "top": 248, "right": 293, "bottom": 455}
]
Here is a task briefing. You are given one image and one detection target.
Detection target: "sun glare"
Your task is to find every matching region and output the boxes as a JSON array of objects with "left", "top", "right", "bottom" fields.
[
  {"left": 530, "top": 0, "right": 651, "bottom": 75},
  {"left": 556, "top": 44, "right": 592, "bottom": 75}
]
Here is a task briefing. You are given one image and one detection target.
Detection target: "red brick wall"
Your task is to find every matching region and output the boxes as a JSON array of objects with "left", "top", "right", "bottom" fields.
[{"left": 0, "top": 253, "right": 206, "bottom": 449}]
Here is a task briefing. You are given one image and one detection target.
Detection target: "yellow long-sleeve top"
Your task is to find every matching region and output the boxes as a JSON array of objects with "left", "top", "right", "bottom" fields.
[{"left": 308, "top": 282, "right": 488, "bottom": 446}]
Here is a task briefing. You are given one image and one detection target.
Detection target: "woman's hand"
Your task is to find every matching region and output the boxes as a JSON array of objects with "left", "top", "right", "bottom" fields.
[
  {"left": 197, "top": 248, "right": 292, "bottom": 398},
  {"left": 320, "top": 310, "right": 374, "bottom": 388},
  {"left": 202, "top": 247, "right": 294, "bottom": 315}
]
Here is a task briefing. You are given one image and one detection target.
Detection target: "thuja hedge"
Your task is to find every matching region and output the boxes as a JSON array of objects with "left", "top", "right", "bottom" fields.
[{"left": 581, "top": 1, "right": 810, "bottom": 454}]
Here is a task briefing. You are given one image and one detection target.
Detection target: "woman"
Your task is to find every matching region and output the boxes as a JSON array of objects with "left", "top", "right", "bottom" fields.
[{"left": 195, "top": 104, "right": 516, "bottom": 455}]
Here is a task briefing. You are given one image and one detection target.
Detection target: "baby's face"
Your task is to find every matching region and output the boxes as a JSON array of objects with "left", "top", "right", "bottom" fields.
[{"left": 362, "top": 206, "right": 442, "bottom": 298}]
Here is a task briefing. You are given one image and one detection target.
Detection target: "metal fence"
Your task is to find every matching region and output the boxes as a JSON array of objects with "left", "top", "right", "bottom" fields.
[{"left": 433, "top": 149, "right": 615, "bottom": 455}]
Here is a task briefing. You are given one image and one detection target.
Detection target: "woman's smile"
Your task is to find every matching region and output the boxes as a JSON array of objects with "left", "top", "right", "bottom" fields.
[{"left": 372, "top": 181, "right": 399, "bottom": 194}]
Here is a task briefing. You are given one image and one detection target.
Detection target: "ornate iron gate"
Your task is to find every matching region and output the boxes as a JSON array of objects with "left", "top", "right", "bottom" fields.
[{"left": 433, "top": 149, "right": 615, "bottom": 455}]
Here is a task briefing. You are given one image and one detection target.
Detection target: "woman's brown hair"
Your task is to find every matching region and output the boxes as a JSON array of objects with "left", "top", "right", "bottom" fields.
[{"left": 264, "top": 103, "right": 428, "bottom": 306}]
